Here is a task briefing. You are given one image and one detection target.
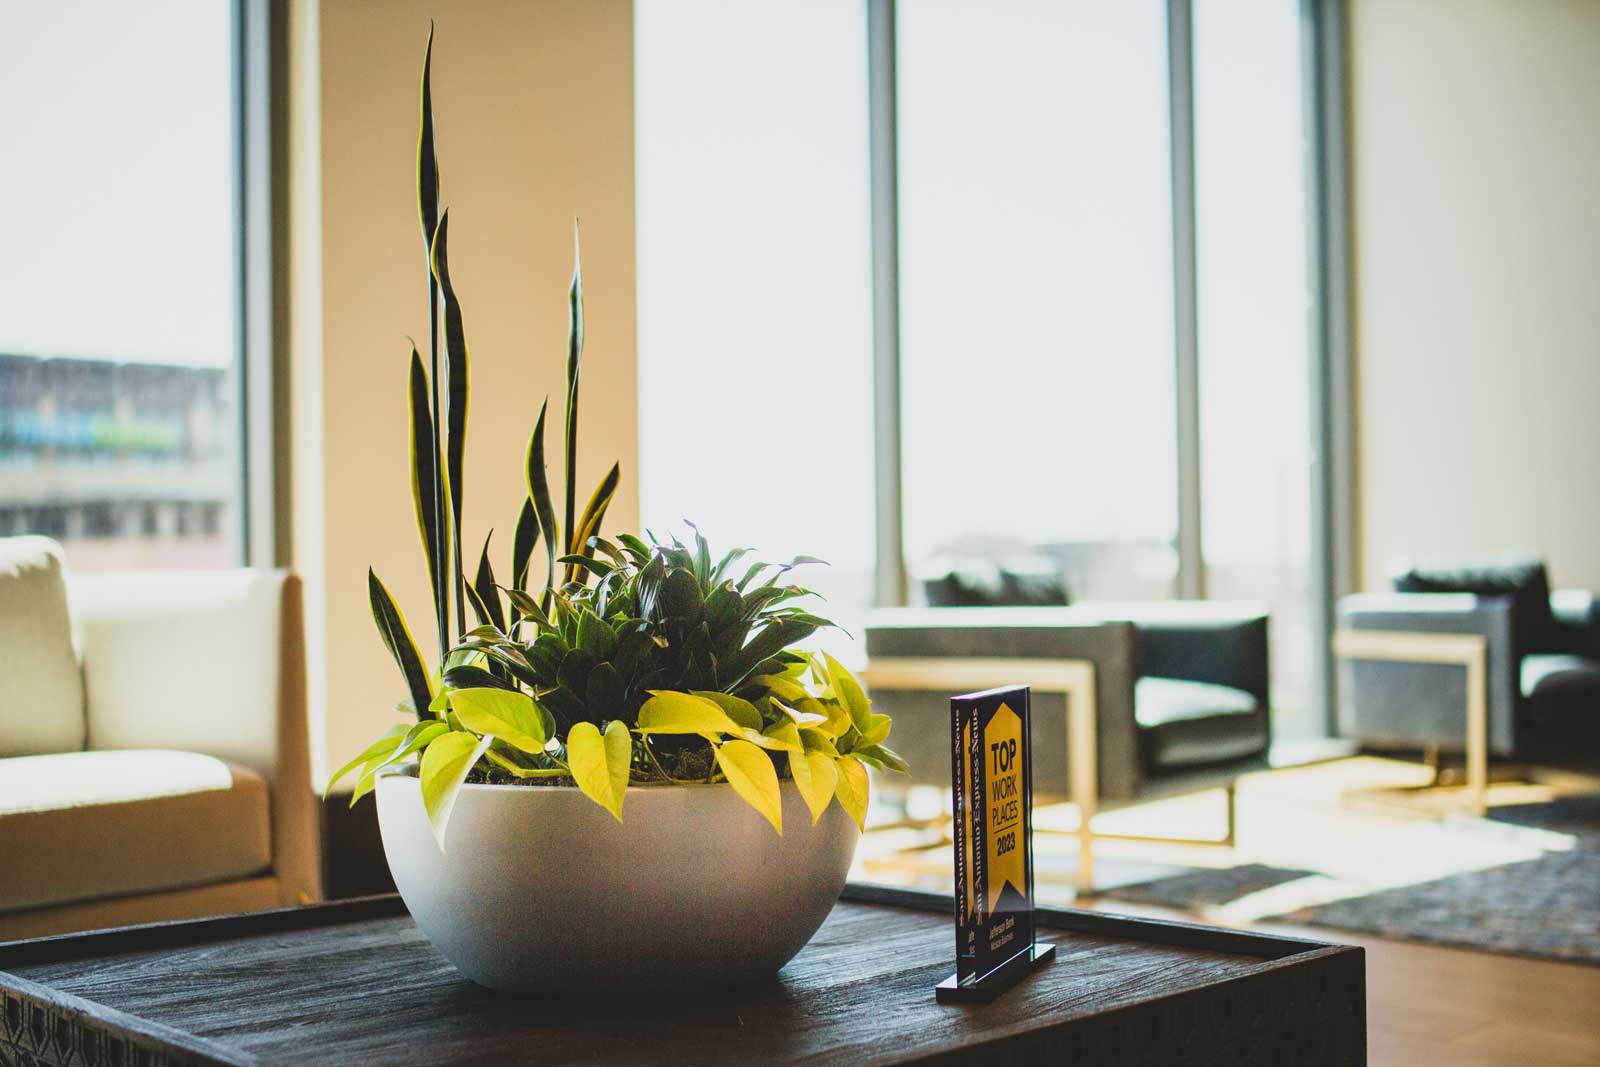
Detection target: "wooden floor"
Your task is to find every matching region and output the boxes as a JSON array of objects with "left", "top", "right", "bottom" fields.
[
  {"left": 1109, "top": 904, "right": 1600, "bottom": 1067},
  {"left": 1338, "top": 930, "right": 1600, "bottom": 1066},
  {"left": 863, "top": 758, "right": 1600, "bottom": 1066}
]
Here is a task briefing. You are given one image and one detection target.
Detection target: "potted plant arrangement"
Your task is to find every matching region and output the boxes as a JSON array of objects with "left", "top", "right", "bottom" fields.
[{"left": 326, "top": 30, "right": 905, "bottom": 995}]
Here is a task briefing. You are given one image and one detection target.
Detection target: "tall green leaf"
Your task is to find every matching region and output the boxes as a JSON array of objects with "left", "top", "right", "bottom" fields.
[
  {"left": 417, "top": 21, "right": 447, "bottom": 652},
  {"left": 524, "top": 399, "right": 558, "bottom": 603},
  {"left": 416, "top": 22, "right": 440, "bottom": 259},
  {"left": 472, "top": 530, "right": 506, "bottom": 633},
  {"left": 407, "top": 345, "right": 447, "bottom": 656},
  {"left": 509, "top": 497, "right": 540, "bottom": 632},
  {"left": 368, "top": 568, "right": 432, "bottom": 720},
  {"left": 563, "top": 222, "right": 584, "bottom": 556},
  {"left": 511, "top": 498, "right": 539, "bottom": 591},
  {"left": 431, "top": 211, "right": 470, "bottom": 635},
  {"left": 564, "top": 462, "right": 620, "bottom": 585}
]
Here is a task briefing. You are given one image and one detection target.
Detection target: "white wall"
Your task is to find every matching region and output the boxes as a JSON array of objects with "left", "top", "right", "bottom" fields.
[
  {"left": 1349, "top": 0, "right": 1600, "bottom": 591},
  {"left": 288, "top": 0, "right": 637, "bottom": 779}
]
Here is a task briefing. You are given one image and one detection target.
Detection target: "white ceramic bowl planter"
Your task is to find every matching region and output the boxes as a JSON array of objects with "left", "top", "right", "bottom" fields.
[{"left": 377, "top": 767, "right": 860, "bottom": 994}]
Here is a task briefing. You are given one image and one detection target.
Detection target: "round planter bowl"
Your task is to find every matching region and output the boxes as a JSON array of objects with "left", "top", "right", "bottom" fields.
[{"left": 376, "top": 767, "right": 860, "bottom": 994}]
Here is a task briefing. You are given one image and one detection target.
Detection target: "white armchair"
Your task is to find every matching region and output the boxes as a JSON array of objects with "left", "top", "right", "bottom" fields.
[{"left": 0, "top": 537, "right": 320, "bottom": 940}]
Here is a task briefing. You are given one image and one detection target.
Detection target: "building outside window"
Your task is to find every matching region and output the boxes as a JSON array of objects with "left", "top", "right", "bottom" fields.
[{"left": 0, "top": 0, "right": 243, "bottom": 570}]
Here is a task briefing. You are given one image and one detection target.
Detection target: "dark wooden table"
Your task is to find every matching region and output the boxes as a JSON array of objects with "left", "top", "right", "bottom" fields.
[{"left": 0, "top": 884, "right": 1364, "bottom": 1066}]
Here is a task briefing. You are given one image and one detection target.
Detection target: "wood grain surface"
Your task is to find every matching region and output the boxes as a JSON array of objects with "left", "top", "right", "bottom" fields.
[{"left": 0, "top": 887, "right": 1364, "bottom": 1066}]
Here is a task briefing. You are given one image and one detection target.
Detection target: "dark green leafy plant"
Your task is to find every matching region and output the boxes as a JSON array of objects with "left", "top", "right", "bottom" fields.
[{"left": 326, "top": 29, "right": 903, "bottom": 847}]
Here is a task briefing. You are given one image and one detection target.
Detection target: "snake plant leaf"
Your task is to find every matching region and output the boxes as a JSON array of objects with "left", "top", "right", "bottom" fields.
[
  {"left": 417, "top": 25, "right": 447, "bottom": 651},
  {"left": 716, "top": 739, "right": 782, "bottom": 834},
  {"left": 564, "top": 462, "right": 621, "bottom": 585},
  {"left": 416, "top": 22, "right": 440, "bottom": 260},
  {"left": 463, "top": 580, "right": 495, "bottom": 636},
  {"left": 471, "top": 531, "right": 507, "bottom": 633},
  {"left": 511, "top": 497, "right": 539, "bottom": 591},
  {"left": 789, "top": 749, "right": 838, "bottom": 825},
  {"left": 524, "top": 399, "right": 558, "bottom": 602},
  {"left": 450, "top": 688, "right": 549, "bottom": 755},
  {"left": 420, "top": 729, "right": 494, "bottom": 850},
  {"left": 833, "top": 754, "right": 870, "bottom": 831},
  {"left": 430, "top": 210, "right": 470, "bottom": 632},
  {"left": 567, "top": 719, "right": 629, "bottom": 821},
  {"left": 563, "top": 221, "right": 584, "bottom": 555},
  {"left": 368, "top": 568, "right": 432, "bottom": 721},
  {"left": 407, "top": 346, "right": 447, "bottom": 655}
]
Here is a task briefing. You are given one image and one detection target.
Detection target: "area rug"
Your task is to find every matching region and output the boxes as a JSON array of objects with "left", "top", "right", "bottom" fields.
[
  {"left": 1099, "top": 864, "right": 1316, "bottom": 910},
  {"left": 1269, "top": 797, "right": 1600, "bottom": 965}
]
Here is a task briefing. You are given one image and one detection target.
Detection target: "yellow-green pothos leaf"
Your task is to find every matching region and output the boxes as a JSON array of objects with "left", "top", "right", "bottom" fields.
[
  {"left": 859, "top": 712, "right": 892, "bottom": 748},
  {"left": 758, "top": 719, "right": 803, "bottom": 753},
  {"left": 752, "top": 673, "right": 808, "bottom": 704},
  {"left": 716, "top": 739, "right": 783, "bottom": 834},
  {"left": 800, "top": 727, "right": 840, "bottom": 757},
  {"left": 420, "top": 730, "right": 494, "bottom": 850},
  {"left": 568, "top": 720, "right": 631, "bottom": 821},
  {"left": 692, "top": 691, "right": 762, "bottom": 732},
  {"left": 857, "top": 743, "right": 910, "bottom": 774},
  {"left": 789, "top": 749, "right": 838, "bottom": 825},
  {"left": 324, "top": 723, "right": 409, "bottom": 797},
  {"left": 833, "top": 755, "right": 870, "bottom": 831},
  {"left": 776, "top": 699, "right": 828, "bottom": 729},
  {"left": 382, "top": 720, "right": 452, "bottom": 770},
  {"left": 635, "top": 691, "right": 742, "bottom": 735},
  {"left": 823, "top": 653, "right": 873, "bottom": 732},
  {"left": 449, "top": 688, "right": 549, "bottom": 754}
]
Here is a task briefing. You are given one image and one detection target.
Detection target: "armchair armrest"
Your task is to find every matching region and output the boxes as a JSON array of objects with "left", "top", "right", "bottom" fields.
[
  {"left": 1111, "top": 602, "right": 1270, "bottom": 707},
  {"left": 863, "top": 607, "right": 1144, "bottom": 800},
  {"left": 68, "top": 570, "right": 319, "bottom": 905},
  {"left": 1546, "top": 589, "right": 1600, "bottom": 657},
  {"left": 1335, "top": 592, "right": 1518, "bottom": 753}
]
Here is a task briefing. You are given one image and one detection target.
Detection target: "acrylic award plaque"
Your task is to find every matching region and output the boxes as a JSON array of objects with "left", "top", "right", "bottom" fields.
[{"left": 937, "top": 685, "right": 1055, "bottom": 1003}]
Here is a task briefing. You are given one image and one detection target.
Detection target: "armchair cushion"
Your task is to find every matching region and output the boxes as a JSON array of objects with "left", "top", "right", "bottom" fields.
[
  {"left": 1135, "top": 677, "right": 1267, "bottom": 771},
  {"left": 0, "top": 536, "right": 86, "bottom": 757},
  {"left": 921, "top": 558, "right": 1069, "bottom": 608},
  {"left": 1393, "top": 558, "right": 1554, "bottom": 652},
  {"left": 0, "top": 750, "right": 270, "bottom": 912}
]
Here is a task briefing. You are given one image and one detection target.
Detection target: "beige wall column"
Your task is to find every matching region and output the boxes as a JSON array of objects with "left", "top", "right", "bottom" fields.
[
  {"left": 286, "top": 0, "right": 638, "bottom": 779},
  {"left": 1347, "top": 0, "right": 1600, "bottom": 590}
]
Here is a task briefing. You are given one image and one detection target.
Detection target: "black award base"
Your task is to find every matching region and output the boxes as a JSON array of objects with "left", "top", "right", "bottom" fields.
[{"left": 935, "top": 941, "right": 1057, "bottom": 1004}]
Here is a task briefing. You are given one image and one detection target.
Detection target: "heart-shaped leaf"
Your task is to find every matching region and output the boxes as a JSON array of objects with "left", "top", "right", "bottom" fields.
[
  {"left": 568, "top": 719, "right": 630, "bottom": 821},
  {"left": 716, "top": 739, "right": 782, "bottom": 834},
  {"left": 636, "top": 691, "right": 742, "bottom": 735},
  {"left": 833, "top": 754, "right": 870, "bottom": 831},
  {"left": 420, "top": 729, "right": 493, "bottom": 850},
  {"left": 790, "top": 749, "right": 838, "bottom": 825},
  {"left": 449, "top": 688, "right": 549, "bottom": 754}
]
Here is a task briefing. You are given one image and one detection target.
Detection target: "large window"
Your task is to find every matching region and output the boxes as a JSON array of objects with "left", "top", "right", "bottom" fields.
[
  {"left": 635, "top": 0, "right": 876, "bottom": 658},
  {"left": 1193, "top": 0, "right": 1318, "bottom": 729},
  {"left": 897, "top": 0, "right": 1178, "bottom": 602},
  {"left": 636, "top": 1, "right": 1329, "bottom": 723},
  {"left": 0, "top": 0, "right": 245, "bottom": 570}
]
